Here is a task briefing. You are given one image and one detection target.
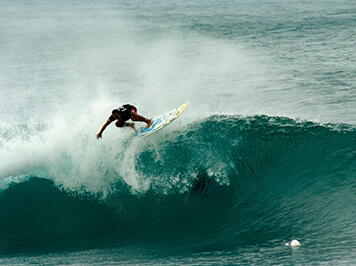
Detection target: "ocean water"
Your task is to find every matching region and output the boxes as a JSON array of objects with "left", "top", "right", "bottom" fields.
[{"left": 1, "top": 0, "right": 356, "bottom": 264}]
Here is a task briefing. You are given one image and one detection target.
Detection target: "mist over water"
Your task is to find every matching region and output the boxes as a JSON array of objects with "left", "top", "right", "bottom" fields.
[
  {"left": 2, "top": 0, "right": 355, "bottom": 124},
  {"left": 1, "top": 0, "right": 356, "bottom": 264}
]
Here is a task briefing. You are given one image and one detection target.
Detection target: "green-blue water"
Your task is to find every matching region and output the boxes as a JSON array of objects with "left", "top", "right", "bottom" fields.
[{"left": 1, "top": 0, "right": 356, "bottom": 264}]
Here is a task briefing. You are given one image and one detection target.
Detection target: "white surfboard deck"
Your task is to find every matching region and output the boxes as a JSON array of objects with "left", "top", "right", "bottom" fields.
[{"left": 130, "top": 103, "right": 188, "bottom": 139}]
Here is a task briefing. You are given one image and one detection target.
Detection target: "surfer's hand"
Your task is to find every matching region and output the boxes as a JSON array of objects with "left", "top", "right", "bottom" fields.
[{"left": 96, "top": 133, "right": 102, "bottom": 139}]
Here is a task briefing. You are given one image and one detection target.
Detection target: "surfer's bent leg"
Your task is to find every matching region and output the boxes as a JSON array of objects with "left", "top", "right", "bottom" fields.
[
  {"left": 131, "top": 113, "right": 152, "bottom": 128},
  {"left": 125, "top": 122, "right": 136, "bottom": 132},
  {"left": 115, "top": 120, "right": 136, "bottom": 131},
  {"left": 115, "top": 120, "right": 125, "bottom": 128}
]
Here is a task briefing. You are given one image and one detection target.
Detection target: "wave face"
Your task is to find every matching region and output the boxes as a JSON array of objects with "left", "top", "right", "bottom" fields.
[{"left": 1, "top": 115, "right": 356, "bottom": 254}]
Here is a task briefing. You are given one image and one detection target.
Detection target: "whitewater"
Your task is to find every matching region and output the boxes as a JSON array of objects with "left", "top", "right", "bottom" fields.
[{"left": 1, "top": 0, "right": 356, "bottom": 265}]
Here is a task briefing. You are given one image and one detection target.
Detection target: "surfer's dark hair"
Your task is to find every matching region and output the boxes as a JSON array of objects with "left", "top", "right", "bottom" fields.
[{"left": 112, "top": 109, "right": 120, "bottom": 115}]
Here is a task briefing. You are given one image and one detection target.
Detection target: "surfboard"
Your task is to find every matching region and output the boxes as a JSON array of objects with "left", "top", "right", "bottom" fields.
[{"left": 131, "top": 103, "right": 188, "bottom": 139}]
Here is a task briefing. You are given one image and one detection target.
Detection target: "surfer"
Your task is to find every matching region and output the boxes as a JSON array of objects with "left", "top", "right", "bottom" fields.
[{"left": 96, "top": 104, "right": 152, "bottom": 139}]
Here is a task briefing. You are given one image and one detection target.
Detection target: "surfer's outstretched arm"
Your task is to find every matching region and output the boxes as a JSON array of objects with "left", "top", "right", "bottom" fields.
[
  {"left": 131, "top": 113, "right": 152, "bottom": 128},
  {"left": 96, "top": 120, "right": 110, "bottom": 139}
]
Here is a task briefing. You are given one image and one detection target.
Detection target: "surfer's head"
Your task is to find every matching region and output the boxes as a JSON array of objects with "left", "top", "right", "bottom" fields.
[{"left": 112, "top": 109, "right": 121, "bottom": 119}]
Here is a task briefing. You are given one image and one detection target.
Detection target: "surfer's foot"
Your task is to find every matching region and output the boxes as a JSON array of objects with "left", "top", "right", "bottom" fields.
[
  {"left": 129, "top": 123, "right": 137, "bottom": 132},
  {"left": 147, "top": 119, "right": 152, "bottom": 128}
]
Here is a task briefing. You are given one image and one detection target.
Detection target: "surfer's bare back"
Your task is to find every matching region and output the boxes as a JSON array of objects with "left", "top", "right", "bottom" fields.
[{"left": 96, "top": 104, "right": 152, "bottom": 139}]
